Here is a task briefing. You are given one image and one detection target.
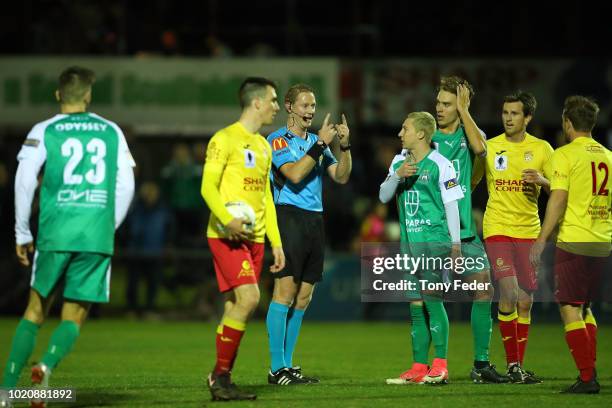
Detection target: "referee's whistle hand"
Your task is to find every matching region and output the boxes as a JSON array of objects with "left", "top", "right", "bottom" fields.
[{"left": 270, "top": 247, "right": 286, "bottom": 273}]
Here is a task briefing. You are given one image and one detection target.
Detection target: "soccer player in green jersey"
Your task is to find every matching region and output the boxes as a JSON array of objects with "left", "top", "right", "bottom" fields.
[
  {"left": 1, "top": 67, "right": 135, "bottom": 408},
  {"left": 432, "top": 76, "right": 507, "bottom": 383},
  {"left": 381, "top": 112, "right": 463, "bottom": 385}
]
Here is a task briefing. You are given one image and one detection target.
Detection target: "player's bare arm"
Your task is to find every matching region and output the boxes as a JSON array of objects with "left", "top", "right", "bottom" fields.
[
  {"left": 269, "top": 246, "right": 286, "bottom": 273},
  {"left": 15, "top": 242, "right": 34, "bottom": 267},
  {"left": 522, "top": 169, "right": 550, "bottom": 194},
  {"left": 327, "top": 114, "right": 352, "bottom": 184},
  {"left": 279, "top": 113, "right": 337, "bottom": 184},
  {"left": 456, "top": 85, "right": 486, "bottom": 156},
  {"left": 529, "top": 189, "right": 569, "bottom": 267}
]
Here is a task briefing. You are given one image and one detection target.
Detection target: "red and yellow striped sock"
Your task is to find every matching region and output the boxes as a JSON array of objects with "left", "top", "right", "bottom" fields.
[
  {"left": 498, "top": 310, "right": 519, "bottom": 366},
  {"left": 517, "top": 315, "right": 531, "bottom": 365},
  {"left": 584, "top": 310, "right": 597, "bottom": 365},
  {"left": 214, "top": 318, "right": 246, "bottom": 375},
  {"left": 564, "top": 321, "right": 594, "bottom": 382}
]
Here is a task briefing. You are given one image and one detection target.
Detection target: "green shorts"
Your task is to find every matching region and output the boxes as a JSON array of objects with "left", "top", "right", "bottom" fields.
[
  {"left": 402, "top": 242, "right": 447, "bottom": 301},
  {"left": 459, "top": 235, "right": 491, "bottom": 276},
  {"left": 31, "top": 250, "right": 112, "bottom": 303}
]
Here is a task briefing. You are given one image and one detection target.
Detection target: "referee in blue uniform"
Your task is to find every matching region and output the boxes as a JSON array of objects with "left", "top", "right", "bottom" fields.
[{"left": 265, "top": 84, "right": 352, "bottom": 385}]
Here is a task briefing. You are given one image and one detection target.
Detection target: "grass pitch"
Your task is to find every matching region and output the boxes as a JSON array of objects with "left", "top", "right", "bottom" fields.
[{"left": 1, "top": 319, "right": 610, "bottom": 407}]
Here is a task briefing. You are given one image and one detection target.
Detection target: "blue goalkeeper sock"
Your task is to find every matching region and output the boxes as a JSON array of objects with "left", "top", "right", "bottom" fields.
[
  {"left": 284, "top": 308, "right": 305, "bottom": 368},
  {"left": 266, "top": 302, "right": 289, "bottom": 372}
]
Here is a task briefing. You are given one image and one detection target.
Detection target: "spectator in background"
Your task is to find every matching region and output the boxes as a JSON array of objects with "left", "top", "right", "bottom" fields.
[
  {"left": 126, "top": 181, "right": 171, "bottom": 318},
  {"left": 359, "top": 201, "right": 388, "bottom": 242},
  {"left": 352, "top": 201, "right": 389, "bottom": 253},
  {"left": 161, "top": 29, "right": 180, "bottom": 56},
  {"left": 192, "top": 141, "right": 208, "bottom": 167},
  {"left": 205, "top": 35, "right": 233, "bottom": 58},
  {"left": 161, "top": 143, "right": 205, "bottom": 246}
]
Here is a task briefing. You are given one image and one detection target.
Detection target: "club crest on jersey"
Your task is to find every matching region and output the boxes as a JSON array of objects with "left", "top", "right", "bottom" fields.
[
  {"left": 272, "top": 137, "right": 288, "bottom": 151},
  {"left": 460, "top": 140, "right": 467, "bottom": 149},
  {"left": 495, "top": 154, "right": 508, "bottom": 171},
  {"left": 524, "top": 151, "right": 533, "bottom": 162},
  {"left": 418, "top": 170, "right": 429, "bottom": 183},
  {"left": 244, "top": 149, "right": 256, "bottom": 168},
  {"left": 404, "top": 191, "right": 420, "bottom": 216}
]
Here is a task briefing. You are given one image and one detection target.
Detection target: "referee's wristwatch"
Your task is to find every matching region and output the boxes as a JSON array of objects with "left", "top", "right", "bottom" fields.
[{"left": 340, "top": 143, "right": 351, "bottom": 151}]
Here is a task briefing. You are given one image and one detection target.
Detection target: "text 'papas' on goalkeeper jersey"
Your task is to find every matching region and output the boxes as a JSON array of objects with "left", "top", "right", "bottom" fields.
[
  {"left": 15, "top": 112, "right": 136, "bottom": 255},
  {"left": 482, "top": 133, "right": 554, "bottom": 239},
  {"left": 390, "top": 149, "right": 464, "bottom": 243},
  {"left": 550, "top": 136, "right": 612, "bottom": 256},
  {"left": 202, "top": 122, "right": 281, "bottom": 246},
  {"left": 432, "top": 126, "right": 482, "bottom": 240}
]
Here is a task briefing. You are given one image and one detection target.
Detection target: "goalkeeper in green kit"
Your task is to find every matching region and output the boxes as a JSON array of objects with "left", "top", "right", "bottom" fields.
[
  {"left": 1, "top": 66, "right": 135, "bottom": 408},
  {"left": 380, "top": 112, "right": 463, "bottom": 384}
]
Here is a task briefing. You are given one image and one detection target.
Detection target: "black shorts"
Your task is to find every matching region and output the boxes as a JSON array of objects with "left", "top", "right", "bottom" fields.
[{"left": 275, "top": 205, "right": 325, "bottom": 284}]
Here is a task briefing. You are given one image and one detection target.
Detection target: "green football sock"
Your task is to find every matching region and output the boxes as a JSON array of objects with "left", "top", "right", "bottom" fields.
[
  {"left": 471, "top": 300, "right": 492, "bottom": 362},
  {"left": 409, "top": 303, "right": 431, "bottom": 364},
  {"left": 2, "top": 319, "right": 40, "bottom": 388},
  {"left": 41, "top": 321, "right": 80, "bottom": 370},
  {"left": 424, "top": 300, "right": 449, "bottom": 359}
]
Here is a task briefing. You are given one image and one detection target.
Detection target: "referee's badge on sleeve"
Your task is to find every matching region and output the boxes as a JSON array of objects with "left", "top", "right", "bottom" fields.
[{"left": 244, "top": 149, "right": 255, "bottom": 168}]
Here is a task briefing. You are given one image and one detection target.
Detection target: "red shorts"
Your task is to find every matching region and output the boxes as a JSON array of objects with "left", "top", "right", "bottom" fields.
[
  {"left": 207, "top": 238, "right": 264, "bottom": 293},
  {"left": 554, "top": 247, "right": 606, "bottom": 305},
  {"left": 484, "top": 235, "right": 537, "bottom": 292}
]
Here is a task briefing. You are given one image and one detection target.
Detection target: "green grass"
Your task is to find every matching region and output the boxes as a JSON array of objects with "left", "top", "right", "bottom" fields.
[{"left": 1, "top": 319, "right": 611, "bottom": 407}]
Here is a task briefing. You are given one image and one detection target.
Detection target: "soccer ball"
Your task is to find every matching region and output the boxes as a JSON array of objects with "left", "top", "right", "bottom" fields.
[{"left": 216, "top": 201, "right": 256, "bottom": 235}]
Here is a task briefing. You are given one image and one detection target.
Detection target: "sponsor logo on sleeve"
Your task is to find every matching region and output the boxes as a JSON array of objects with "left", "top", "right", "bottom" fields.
[
  {"left": 272, "top": 137, "right": 289, "bottom": 151},
  {"left": 444, "top": 178, "right": 458, "bottom": 190}
]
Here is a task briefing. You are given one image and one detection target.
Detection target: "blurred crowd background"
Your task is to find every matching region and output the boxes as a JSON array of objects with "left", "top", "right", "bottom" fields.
[{"left": 0, "top": 0, "right": 610, "bottom": 320}]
